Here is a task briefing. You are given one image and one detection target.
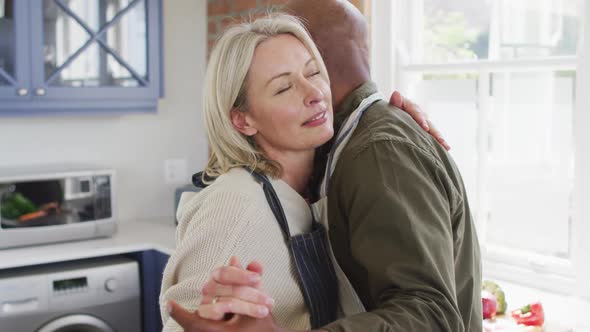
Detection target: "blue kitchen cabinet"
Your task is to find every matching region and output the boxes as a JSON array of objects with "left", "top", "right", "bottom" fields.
[
  {"left": 0, "top": 1, "right": 31, "bottom": 101},
  {"left": 127, "top": 250, "right": 169, "bottom": 332},
  {"left": 0, "top": 0, "right": 163, "bottom": 114}
]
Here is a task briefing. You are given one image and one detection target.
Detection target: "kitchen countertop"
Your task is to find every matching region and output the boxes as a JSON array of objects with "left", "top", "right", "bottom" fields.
[
  {"left": 482, "top": 279, "right": 590, "bottom": 332},
  {"left": 0, "top": 218, "right": 177, "bottom": 270}
]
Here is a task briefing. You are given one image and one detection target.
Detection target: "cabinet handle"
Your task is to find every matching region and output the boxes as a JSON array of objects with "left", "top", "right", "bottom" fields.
[
  {"left": 16, "top": 88, "right": 28, "bottom": 96},
  {"left": 35, "top": 88, "right": 47, "bottom": 96}
]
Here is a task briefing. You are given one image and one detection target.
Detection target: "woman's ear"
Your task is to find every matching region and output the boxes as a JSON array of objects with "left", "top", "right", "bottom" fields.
[{"left": 230, "top": 108, "right": 258, "bottom": 136}]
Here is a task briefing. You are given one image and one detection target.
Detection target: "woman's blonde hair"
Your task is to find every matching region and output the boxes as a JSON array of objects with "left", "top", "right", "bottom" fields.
[{"left": 202, "top": 14, "right": 329, "bottom": 183}]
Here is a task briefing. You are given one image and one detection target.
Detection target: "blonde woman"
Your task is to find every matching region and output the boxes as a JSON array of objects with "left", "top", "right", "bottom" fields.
[
  {"left": 160, "top": 14, "right": 347, "bottom": 332},
  {"left": 160, "top": 13, "right": 443, "bottom": 332}
]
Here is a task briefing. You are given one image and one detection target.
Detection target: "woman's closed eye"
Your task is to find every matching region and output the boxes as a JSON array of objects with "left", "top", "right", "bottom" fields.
[
  {"left": 276, "top": 84, "right": 292, "bottom": 95},
  {"left": 275, "top": 71, "right": 320, "bottom": 95},
  {"left": 306, "top": 71, "right": 321, "bottom": 78}
]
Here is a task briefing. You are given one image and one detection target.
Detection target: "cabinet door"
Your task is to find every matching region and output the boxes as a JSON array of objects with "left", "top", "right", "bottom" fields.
[
  {"left": 30, "top": 0, "right": 160, "bottom": 101},
  {"left": 0, "top": 0, "right": 31, "bottom": 101}
]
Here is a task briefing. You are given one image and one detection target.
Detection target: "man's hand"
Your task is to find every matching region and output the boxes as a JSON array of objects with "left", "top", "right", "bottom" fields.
[
  {"left": 198, "top": 256, "right": 275, "bottom": 320},
  {"left": 168, "top": 300, "right": 285, "bottom": 332},
  {"left": 389, "top": 91, "right": 451, "bottom": 150}
]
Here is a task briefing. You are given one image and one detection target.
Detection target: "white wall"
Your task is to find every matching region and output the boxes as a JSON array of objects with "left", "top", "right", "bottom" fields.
[{"left": 0, "top": 0, "right": 208, "bottom": 223}]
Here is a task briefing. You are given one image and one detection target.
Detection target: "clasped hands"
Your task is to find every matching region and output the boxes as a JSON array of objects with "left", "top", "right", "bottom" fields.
[{"left": 167, "top": 256, "right": 284, "bottom": 332}]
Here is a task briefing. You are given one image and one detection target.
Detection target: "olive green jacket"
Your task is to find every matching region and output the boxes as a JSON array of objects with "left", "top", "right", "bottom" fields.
[{"left": 321, "top": 82, "right": 482, "bottom": 332}]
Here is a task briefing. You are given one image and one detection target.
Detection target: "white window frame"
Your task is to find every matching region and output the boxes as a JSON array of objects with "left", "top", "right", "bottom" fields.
[{"left": 371, "top": 0, "right": 590, "bottom": 298}]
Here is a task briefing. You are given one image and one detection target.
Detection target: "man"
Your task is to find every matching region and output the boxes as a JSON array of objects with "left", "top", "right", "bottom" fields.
[{"left": 169, "top": 0, "right": 481, "bottom": 331}]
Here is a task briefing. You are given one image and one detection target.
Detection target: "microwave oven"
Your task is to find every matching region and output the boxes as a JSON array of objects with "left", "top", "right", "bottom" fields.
[{"left": 0, "top": 165, "right": 116, "bottom": 249}]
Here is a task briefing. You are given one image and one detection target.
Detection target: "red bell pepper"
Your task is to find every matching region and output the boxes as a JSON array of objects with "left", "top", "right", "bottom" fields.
[{"left": 511, "top": 302, "right": 545, "bottom": 326}]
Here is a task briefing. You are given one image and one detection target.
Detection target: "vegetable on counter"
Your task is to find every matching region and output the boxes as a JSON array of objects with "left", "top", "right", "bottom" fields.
[
  {"left": 511, "top": 302, "right": 545, "bottom": 327},
  {"left": 483, "top": 280, "right": 508, "bottom": 315},
  {"left": 482, "top": 290, "right": 498, "bottom": 319}
]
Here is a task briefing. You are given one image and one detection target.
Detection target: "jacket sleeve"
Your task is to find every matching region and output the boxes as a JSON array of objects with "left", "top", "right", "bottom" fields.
[
  {"left": 322, "top": 139, "right": 466, "bottom": 332},
  {"left": 159, "top": 190, "right": 255, "bottom": 332}
]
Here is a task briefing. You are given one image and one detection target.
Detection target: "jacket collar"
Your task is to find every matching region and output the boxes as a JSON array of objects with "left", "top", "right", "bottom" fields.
[{"left": 333, "top": 81, "right": 379, "bottom": 133}]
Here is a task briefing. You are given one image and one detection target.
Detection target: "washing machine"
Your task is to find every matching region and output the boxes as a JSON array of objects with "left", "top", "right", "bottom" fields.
[{"left": 0, "top": 256, "right": 141, "bottom": 332}]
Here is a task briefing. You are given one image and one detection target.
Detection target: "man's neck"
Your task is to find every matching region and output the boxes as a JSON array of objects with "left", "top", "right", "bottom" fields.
[
  {"left": 330, "top": 80, "right": 376, "bottom": 134},
  {"left": 330, "top": 78, "right": 370, "bottom": 114}
]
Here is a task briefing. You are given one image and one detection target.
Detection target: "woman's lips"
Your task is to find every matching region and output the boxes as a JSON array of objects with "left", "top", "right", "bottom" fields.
[{"left": 302, "top": 111, "right": 327, "bottom": 127}]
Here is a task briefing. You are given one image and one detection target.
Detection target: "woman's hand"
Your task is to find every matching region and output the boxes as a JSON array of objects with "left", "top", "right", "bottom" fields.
[
  {"left": 198, "top": 256, "right": 275, "bottom": 320},
  {"left": 389, "top": 91, "right": 451, "bottom": 151}
]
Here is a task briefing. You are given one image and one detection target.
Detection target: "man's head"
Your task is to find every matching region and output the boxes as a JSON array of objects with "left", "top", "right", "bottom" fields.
[{"left": 285, "top": 0, "right": 370, "bottom": 111}]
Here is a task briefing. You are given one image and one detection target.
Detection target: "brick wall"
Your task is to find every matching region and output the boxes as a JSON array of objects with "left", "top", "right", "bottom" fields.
[{"left": 207, "top": 0, "right": 366, "bottom": 54}]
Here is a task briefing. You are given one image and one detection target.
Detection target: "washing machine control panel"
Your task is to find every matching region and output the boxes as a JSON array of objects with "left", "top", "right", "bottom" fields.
[
  {"left": 0, "top": 257, "right": 139, "bottom": 316},
  {"left": 53, "top": 276, "right": 89, "bottom": 295}
]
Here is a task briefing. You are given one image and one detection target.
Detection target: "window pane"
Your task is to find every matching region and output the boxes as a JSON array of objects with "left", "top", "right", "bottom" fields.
[
  {"left": 496, "top": 0, "right": 580, "bottom": 59},
  {"left": 423, "top": 0, "right": 492, "bottom": 62},
  {"left": 423, "top": 0, "right": 581, "bottom": 63},
  {"left": 410, "top": 74, "right": 480, "bottom": 219},
  {"left": 486, "top": 71, "right": 574, "bottom": 258}
]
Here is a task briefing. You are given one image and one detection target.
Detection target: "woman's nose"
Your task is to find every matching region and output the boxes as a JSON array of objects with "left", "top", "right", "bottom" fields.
[{"left": 303, "top": 81, "right": 324, "bottom": 107}]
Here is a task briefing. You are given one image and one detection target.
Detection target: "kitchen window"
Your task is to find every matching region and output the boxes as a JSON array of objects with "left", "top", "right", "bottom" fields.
[{"left": 370, "top": 0, "right": 589, "bottom": 296}]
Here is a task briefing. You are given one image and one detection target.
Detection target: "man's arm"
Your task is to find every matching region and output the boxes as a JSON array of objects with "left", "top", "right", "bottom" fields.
[{"left": 324, "top": 138, "right": 465, "bottom": 332}]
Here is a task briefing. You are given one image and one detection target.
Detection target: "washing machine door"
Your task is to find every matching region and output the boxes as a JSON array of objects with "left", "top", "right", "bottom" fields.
[{"left": 37, "top": 314, "right": 115, "bottom": 332}]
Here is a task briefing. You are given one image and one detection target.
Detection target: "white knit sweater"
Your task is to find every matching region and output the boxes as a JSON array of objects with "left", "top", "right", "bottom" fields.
[{"left": 160, "top": 168, "right": 313, "bottom": 331}]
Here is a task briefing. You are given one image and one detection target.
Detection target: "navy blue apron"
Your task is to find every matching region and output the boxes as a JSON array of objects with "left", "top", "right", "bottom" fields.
[
  {"left": 192, "top": 170, "right": 339, "bottom": 328},
  {"left": 248, "top": 170, "right": 339, "bottom": 328}
]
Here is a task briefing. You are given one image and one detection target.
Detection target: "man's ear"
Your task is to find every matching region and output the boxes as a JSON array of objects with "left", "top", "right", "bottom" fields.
[{"left": 230, "top": 108, "right": 258, "bottom": 136}]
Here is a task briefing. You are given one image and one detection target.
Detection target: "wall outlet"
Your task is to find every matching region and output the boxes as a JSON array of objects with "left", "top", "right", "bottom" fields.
[{"left": 164, "top": 159, "right": 188, "bottom": 184}]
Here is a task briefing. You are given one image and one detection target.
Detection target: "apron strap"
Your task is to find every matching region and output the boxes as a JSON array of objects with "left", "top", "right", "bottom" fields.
[
  {"left": 191, "top": 171, "right": 208, "bottom": 188},
  {"left": 246, "top": 168, "right": 292, "bottom": 239}
]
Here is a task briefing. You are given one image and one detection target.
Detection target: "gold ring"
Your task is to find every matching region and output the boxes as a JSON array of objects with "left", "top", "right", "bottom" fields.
[{"left": 211, "top": 296, "right": 220, "bottom": 305}]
